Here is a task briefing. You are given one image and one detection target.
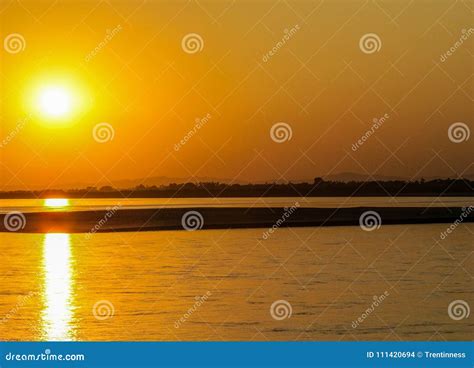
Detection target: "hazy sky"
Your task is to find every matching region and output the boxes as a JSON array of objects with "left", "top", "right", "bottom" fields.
[{"left": 0, "top": 0, "right": 472, "bottom": 190}]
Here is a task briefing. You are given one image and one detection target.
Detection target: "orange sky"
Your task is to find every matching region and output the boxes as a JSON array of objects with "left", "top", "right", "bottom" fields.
[{"left": 0, "top": 0, "right": 472, "bottom": 190}]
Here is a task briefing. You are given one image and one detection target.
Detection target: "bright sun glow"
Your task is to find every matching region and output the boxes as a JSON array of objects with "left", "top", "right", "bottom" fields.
[
  {"left": 25, "top": 73, "right": 89, "bottom": 125},
  {"left": 37, "top": 86, "right": 73, "bottom": 118},
  {"left": 44, "top": 198, "right": 70, "bottom": 208}
]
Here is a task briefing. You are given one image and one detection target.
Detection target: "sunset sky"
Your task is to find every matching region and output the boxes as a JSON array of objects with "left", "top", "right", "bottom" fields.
[{"left": 0, "top": 0, "right": 472, "bottom": 190}]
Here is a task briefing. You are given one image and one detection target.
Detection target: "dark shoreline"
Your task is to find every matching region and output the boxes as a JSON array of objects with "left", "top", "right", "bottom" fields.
[
  {"left": 1, "top": 178, "right": 472, "bottom": 199},
  {"left": 1, "top": 206, "right": 472, "bottom": 233}
]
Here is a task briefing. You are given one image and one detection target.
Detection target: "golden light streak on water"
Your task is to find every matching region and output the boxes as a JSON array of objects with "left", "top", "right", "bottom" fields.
[{"left": 41, "top": 233, "right": 75, "bottom": 340}]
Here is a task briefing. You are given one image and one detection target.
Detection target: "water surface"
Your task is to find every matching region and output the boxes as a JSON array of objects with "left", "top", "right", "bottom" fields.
[{"left": 0, "top": 224, "right": 472, "bottom": 341}]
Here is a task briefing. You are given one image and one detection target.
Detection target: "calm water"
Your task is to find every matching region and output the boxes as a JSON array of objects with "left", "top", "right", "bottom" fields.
[
  {"left": 0, "top": 224, "right": 472, "bottom": 341},
  {"left": 0, "top": 196, "right": 472, "bottom": 213}
]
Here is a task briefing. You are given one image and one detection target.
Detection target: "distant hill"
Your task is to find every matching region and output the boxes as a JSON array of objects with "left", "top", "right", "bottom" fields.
[
  {"left": 0, "top": 176, "right": 246, "bottom": 191},
  {"left": 322, "top": 172, "right": 405, "bottom": 182},
  {"left": 106, "top": 176, "right": 247, "bottom": 189},
  {"left": 322, "top": 172, "right": 474, "bottom": 182},
  {"left": 1, "top": 172, "right": 473, "bottom": 191},
  {"left": 1, "top": 178, "right": 473, "bottom": 198}
]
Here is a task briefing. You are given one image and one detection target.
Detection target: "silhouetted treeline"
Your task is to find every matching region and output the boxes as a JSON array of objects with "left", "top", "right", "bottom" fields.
[{"left": 0, "top": 178, "right": 472, "bottom": 198}]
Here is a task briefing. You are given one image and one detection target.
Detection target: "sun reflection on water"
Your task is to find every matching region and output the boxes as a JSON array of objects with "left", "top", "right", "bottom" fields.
[
  {"left": 44, "top": 198, "right": 70, "bottom": 208},
  {"left": 41, "top": 233, "right": 75, "bottom": 340}
]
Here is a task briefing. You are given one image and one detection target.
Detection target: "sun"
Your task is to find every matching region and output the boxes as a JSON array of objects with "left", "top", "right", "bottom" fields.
[
  {"left": 27, "top": 74, "right": 88, "bottom": 124},
  {"left": 38, "top": 86, "right": 72, "bottom": 117},
  {"left": 44, "top": 198, "right": 70, "bottom": 208},
  {"left": 35, "top": 85, "right": 76, "bottom": 119}
]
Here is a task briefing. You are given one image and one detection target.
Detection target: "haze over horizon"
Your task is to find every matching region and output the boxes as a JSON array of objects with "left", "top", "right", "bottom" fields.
[{"left": 1, "top": 0, "right": 472, "bottom": 191}]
